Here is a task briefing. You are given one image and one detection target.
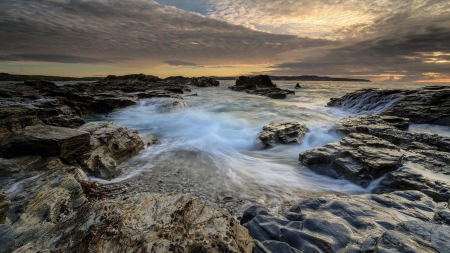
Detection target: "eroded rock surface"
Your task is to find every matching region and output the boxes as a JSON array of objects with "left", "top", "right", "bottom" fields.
[
  {"left": 78, "top": 122, "right": 145, "bottom": 179},
  {"left": 14, "top": 193, "right": 254, "bottom": 253},
  {"left": 0, "top": 124, "right": 90, "bottom": 163},
  {"left": 258, "top": 122, "right": 308, "bottom": 148},
  {"left": 328, "top": 86, "right": 450, "bottom": 126},
  {"left": 243, "top": 191, "right": 449, "bottom": 253},
  {"left": 229, "top": 75, "right": 294, "bottom": 99}
]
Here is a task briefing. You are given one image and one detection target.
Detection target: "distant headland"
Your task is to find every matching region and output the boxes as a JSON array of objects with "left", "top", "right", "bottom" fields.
[{"left": 1, "top": 73, "right": 370, "bottom": 82}]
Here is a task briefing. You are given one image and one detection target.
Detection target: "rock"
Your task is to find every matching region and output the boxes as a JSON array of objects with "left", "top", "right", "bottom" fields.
[
  {"left": 0, "top": 191, "right": 10, "bottom": 224},
  {"left": 0, "top": 125, "right": 90, "bottom": 163},
  {"left": 300, "top": 133, "right": 405, "bottom": 187},
  {"left": 242, "top": 191, "right": 448, "bottom": 253},
  {"left": 375, "top": 220, "right": 450, "bottom": 253},
  {"left": 14, "top": 193, "right": 254, "bottom": 253},
  {"left": 327, "top": 86, "right": 450, "bottom": 126},
  {"left": 78, "top": 122, "right": 145, "bottom": 179},
  {"left": 229, "top": 75, "right": 294, "bottom": 99},
  {"left": 191, "top": 76, "right": 220, "bottom": 87},
  {"left": 294, "top": 83, "right": 301, "bottom": 89},
  {"left": 141, "top": 134, "right": 159, "bottom": 147},
  {"left": 258, "top": 122, "right": 308, "bottom": 148}
]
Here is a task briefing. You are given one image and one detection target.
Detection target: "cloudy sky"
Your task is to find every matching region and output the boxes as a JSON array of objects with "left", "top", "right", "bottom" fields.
[{"left": 0, "top": 0, "right": 449, "bottom": 81}]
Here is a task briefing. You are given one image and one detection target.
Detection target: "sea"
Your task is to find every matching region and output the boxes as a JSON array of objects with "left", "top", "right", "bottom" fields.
[{"left": 19, "top": 80, "right": 450, "bottom": 212}]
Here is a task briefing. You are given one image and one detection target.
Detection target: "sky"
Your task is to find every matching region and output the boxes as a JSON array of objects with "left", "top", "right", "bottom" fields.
[{"left": 0, "top": 0, "right": 449, "bottom": 82}]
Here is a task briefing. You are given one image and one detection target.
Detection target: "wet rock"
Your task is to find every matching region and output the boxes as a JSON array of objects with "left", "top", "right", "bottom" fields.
[
  {"left": 258, "top": 122, "right": 308, "bottom": 148},
  {"left": 0, "top": 191, "right": 10, "bottom": 224},
  {"left": 327, "top": 86, "right": 450, "bottom": 126},
  {"left": 375, "top": 220, "right": 450, "bottom": 253},
  {"left": 229, "top": 75, "right": 294, "bottom": 99},
  {"left": 294, "top": 83, "right": 301, "bottom": 89},
  {"left": 15, "top": 193, "right": 254, "bottom": 253},
  {"left": 0, "top": 124, "right": 90, "bottom": 163},
  {"left": 141, "top": 134, "right": 159, "bottom": 147},
  {"left": 0, "top": 106, "right": 43, "bottom": 141},
  {"left": 190, "top": 76, "right": 220, "bottom": 87},
  {"left": 300, "top": 133, "right": 404, "bottom": 187},
  {"left": 78, "top": 122, "right": 145, "bottom": 179},
  {"left": 242, "top": 191, "right": 448, "bottom": 253}
]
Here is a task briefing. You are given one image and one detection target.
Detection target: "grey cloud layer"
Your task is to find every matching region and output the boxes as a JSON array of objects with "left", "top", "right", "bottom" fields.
[{"left": 0, "top": 0, "right": 331, "bottom": 66}]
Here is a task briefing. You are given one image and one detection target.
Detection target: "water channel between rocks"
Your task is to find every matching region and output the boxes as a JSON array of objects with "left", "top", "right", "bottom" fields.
[{"left": 85, "top": 80, "right": 450, "bottom": 217}]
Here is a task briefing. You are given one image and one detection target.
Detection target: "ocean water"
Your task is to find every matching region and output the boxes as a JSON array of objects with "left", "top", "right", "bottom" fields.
[{"left": 90, "top": 81, "right": 450, "bottom": 211}]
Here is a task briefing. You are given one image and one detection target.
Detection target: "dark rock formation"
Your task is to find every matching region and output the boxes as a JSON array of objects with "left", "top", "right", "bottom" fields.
[
  {"left": 300, "top": 114, "right": 450, "bottom": 201},
  {"left": 328, "top": 86, "right": 450, "bottom": 126},
  {"left": 0, "top": 125, "right": 90, "bottom": 163},
  {"left": 294, "top": 83, "right": 301, "bottom": 89},
  {"left": 258, "top": 122, "right": 308, "bottom": 148},
  {"left": 0, "top": 191, "right": 10, "bottom": 224},
  {"left": 243, "top": 191, "right": 449, "bottom": 253},
  {"left": 78, "top": 122, "right": 145, "bottom": 179},
  {"left": 229, "top": 75, "right": 294, "bottom": 99}
]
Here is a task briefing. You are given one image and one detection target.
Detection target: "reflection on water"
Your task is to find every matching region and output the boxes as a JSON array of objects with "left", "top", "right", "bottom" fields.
[{"left": 90, "top": 81, "right": 450, "bottom": 211}]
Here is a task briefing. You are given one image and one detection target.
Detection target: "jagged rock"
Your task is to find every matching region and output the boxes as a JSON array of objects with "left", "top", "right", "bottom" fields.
[
  {"left": 300, "top": 133, "right": 404, "bottom": 187},
  {"left": 242, "top": 191, "right": 448, "bottom": 253},
  {"left": 0, "top": 125, "right": 90, "bottom": 163},
  {"left": 14, "top": 193, "right": 254, "bottom": 253},
  {"left": 103, "top": 73, "right": 161, "bottom": 82},
  {"left": 78, "top": 122, "right": 145, "bottom": 179},
  {"left": 258, "top": 122, "right": 308, "bottom": 148},
  {"left": 229, "top": 75, "right": 294, "bottom": 99},
  {"left": 328, "top": 86, "right": 450, "bottom": 126},
  {"left": 0, "top": 191, "right": 10, "bottom": 224},
  {"left": 294, "top": 83, "right": 301, "bottom": 89}
]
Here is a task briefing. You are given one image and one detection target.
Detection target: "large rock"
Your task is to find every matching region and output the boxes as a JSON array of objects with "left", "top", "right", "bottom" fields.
[
  {"left": 300, "top": 133, "right": 405, "bottom": 187},
  {"left": 242, "top": 191, "right": 449, "bottom": 253},
  {"left": 258, "top": 122, "right": 308, "bottom": 148},
  {"left": 229, "top": 75, "right": 294, "bottom": 99},
  {"left": 0, "top": 125, "right": 90, "bottom": 163},
  {"left": 78, "top": 122, "right": 145, "bottom": 179},
  {"left": 328, "top": 86, "right": 450, "bottom": 126},
  {"left": 190, "top": 76, "right": 220, "bottom": 87},
  {"left": 14, "top": 193, "right": 254, "bottom": 253}
]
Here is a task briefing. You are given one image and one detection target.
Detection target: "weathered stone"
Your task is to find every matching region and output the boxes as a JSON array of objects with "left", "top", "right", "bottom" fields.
[
  {"left": 0, "top": 125, "right": 90, "bottom": 163},
  {"left": 258, "top": 122, "right": 308, "bottom": 148},
  {"left": 242, "top": 191, "right": 447, "bottom": 253},
  {"left": 300, "top": 133, "right": 404, "bottom": 186},
  {"left": 191, "top": 76, "right": 220, "bottom": 87},
  {"left": 0, "top": 191, "right": 10, "bottom": 224},
  {"left": 14, "top": 193, "right": 254, "bottom": 253},
  {"left": 328, "top": 86, "right": 450, "bottom": 126},
  {"left": 78, "top": 122, "right": 144, "bottom": 179}
]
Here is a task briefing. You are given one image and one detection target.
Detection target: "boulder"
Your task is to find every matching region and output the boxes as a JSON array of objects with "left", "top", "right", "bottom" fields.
[
  {"left": 229, "top": 75, "right": 294, "bottom": 99},
  {"left": 242, "top": 191, "right": 448, "bottom": 253},
  {"left": 78, "top": 122, "right": 145, "bottom": 179},
  {"left": 14, "top": 193, "right": 254, "bottom": 253},
  {"left": 191, "top": 77, "right": 220, "bottom": 87},
  {"left": 258, "top": 122, "right": 308, "bottom": 148},
  {"left": 0, "top": 125, "right": 90, "bottom": 163}
]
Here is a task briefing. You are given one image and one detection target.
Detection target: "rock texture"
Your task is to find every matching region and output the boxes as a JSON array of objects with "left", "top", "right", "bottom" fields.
[
  {"left": 300, "top": 115, "right": 450, "bottom": 201},
  {"left": 229, "top": 75, "right": 294, "bottom": 99},
  {"left": 12, "top": 193, "right": 254, "bottom": 253},
  {"left": 243, "top": 191, "right": 449, "bottom": 253},
  {"left": 0, "top": 124, "right": 90, "bottom": 163},
  {"left": 0, "top": 191, "right": 10, "bottom": 224},
  {"left": 78, "top": 122, "right": 145, "bottom": 179},
  {"left": 327, "top": 86, "right": 450, "bottom": 126},
  {"left": 258, "top": 122, "right": 308, "bottom": 148}
]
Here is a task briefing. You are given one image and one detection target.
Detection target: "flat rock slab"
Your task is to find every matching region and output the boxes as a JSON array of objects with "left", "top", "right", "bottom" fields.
[
  {"left": 228, "top": 75, "right": 294, "bottom": 99},
  {"left": 242, "top": 191, "right": 449, "bottom": 253},
  {"left": 0, "top": 124, "right": 90, "bottom": 163},
  {"left": 258, "top": 122, "right": 308, "bottom": 148},
  {"left": 14, "top": 193, "right": 254, "bottom": 253}
]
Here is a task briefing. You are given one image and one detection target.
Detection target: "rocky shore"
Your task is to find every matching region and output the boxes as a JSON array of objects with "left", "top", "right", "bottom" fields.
[{"left": 1, "top": 76, "right": 449, "bottom": 253}]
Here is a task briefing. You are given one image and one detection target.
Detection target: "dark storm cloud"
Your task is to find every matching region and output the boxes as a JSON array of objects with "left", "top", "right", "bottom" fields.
[
  {"left": 164, "top": 60, "right": 198, "bottom": 66},
  {"left": 0, "top": 54, "right": 122, "bottom": 64},
  {"left": 0, "top": 0, "right": 331, "bottom": 66}
]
